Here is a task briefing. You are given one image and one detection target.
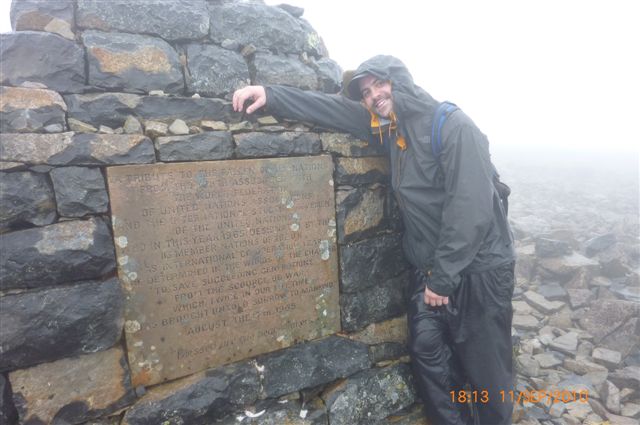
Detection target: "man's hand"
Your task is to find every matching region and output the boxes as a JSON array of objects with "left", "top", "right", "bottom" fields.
[
  {"left": 424, "top": 286, "right": 449, "bottom": 307},
  {"left": 232, "top": 85, "right": 266, "bottom": 114}
]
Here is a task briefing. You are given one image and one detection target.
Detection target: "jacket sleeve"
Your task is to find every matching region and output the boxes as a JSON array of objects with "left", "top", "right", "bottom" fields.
[
  {"left": 427, "top": 112, "right": 496, "bottom": 296},
  {"left": 265, "top": 85, "right": 371, "bottom": 141}
]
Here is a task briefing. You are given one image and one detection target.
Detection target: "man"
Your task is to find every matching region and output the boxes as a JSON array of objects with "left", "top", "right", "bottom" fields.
[{"left": 233, "top": 55, "right": 516, "bottom": 425}]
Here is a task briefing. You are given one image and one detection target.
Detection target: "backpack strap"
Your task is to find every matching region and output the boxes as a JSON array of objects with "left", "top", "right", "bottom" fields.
[{"left": 431, "top": 101, "right": 459, "bottom": 160}]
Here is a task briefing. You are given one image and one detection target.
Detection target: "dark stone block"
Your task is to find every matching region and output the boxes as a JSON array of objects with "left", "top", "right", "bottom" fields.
[
  {"left": 186, "top": 44, "right": 249, "bottom": 97},
  {"left": 77, "top": 0, "right": 209, "bottom": 41},
  {"left": 155, "top": 132, "right": 234, "bottom": 162},
  {"left": 341, "top": 271, "right": 409, "bottom": 333},
  {"left": 311, "top": 57, "right": 342, "bottom": 93},
  {"left": 0, "top": 31, "right": 85, "bottom": 93},
  {"left": 82, "top": 31, "right": 183, "bottom": 94},
  {"left": 209, "top": 3, "right": 308, "bottom": 55},
  {"left": 0, "top": 375, "right": 18, "bottom": 425},
  {"left": 50, "top": 166, "right": 109, "bottom": 217},
  {"left": 0, "top": 217, "right": 116, "bottom": 290},
  {"left": 235, "top": 131, "right": 321, "bottom": 158},
  {"left": 369, "top": 342, "right": 408, "bottom": 364},
  {"left": 334, "top": 157, "right": 390, "bottom": 186},
  {"left": 0, "top": 86, "right": 67, "bottom": 133},
  {"left": 51, "top": 134, "right": 156, "bottom": 165},
  {"left": 0, "top": 277, "right": 123, "bottom": 371},
  {"left": 340, "top": 233, "right": 410, "bottom": 293},
  {"left": 336, "top": 186, "right": 388, "bottom": 244},
  {"left": 0, "top": 171, "right": 56, "bottom": 232},
  {"left": 258, "top": 335, "right": 370, "bottom": 398},
  {"left": 324, "top": 363, "right": 416, "bottom": 425},
  {"left": 122, "top": 361, "right": 260, "bottom": 425},
  {"left": 253, "top": 53, "right": 318, "bottom": 90},
  {"left": 64, "top": 93, "right": 236, "bottom": 129}
]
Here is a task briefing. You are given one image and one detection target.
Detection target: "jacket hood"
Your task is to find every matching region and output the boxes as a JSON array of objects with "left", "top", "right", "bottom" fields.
[{"left": 345, "top": 55, "right": 436, "bottom": 116}]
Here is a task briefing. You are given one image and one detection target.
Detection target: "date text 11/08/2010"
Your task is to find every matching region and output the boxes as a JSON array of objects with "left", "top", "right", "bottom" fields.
[{"left": 450, "top": 390, "right": 589, "bottom": 404}]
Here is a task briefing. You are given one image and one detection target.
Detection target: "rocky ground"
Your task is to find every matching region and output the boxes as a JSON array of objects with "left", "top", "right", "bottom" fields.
[{"left": 495, "top": 147, "right": 639, "bottom": 425}]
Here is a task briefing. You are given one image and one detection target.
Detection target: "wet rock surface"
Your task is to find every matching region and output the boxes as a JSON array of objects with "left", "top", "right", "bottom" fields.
[
  {"left": 499, "top": 149, "right": 639, "bottom": 425},
  {"left": 0, "top": 217, "right": 116, "bottom": 290},
  {"left": 0, "top": 277, "right": 124, "bottom": 371},
  {"left": 0, "top": 171, "right": 56, "bottom": 232}
]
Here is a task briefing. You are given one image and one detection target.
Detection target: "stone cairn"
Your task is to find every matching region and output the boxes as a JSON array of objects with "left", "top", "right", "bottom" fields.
[
  {"left": 1, "top": 1, "right": 419, "bottom": 424},
  {"left": 1, "top": 1, "right": 638, "bottom": 425}
]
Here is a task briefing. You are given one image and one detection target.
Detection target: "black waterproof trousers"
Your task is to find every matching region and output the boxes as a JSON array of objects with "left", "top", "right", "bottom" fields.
[{"left": 408, "top": 263, "right": 515, "bottom": 425}]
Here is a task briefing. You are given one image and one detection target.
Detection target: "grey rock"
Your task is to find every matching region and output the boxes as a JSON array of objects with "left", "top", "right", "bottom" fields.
[
  {"left": 0, "top": 277, "right": 123, "bottom": 371},
  {"left": 585, "top": 233, "right": 617, "bottom": 257},
  {"left": 186, "top": 44, "right": 249, "bottom": 97},
  {"left": 276, "top": 3, "right": 305, "bottom": 18},
  {"left": 563, "top": 357, "right": 608, "bottom": 375},
  {"left": 64, "top": 93, "right": 142, "bottom": 129},
  {"left": 209, "top": 2, "right": 308, "bottom": 55},
  {"left": 122, "top": 361, "right": 260, "bottom": 425},
  {"left": 567, "top": 288, "right": 595, "bottom": 309},
  {"left": 253, "top": 53, "right": 318, "bottom": 90},
  {"left": 341, "top": 271, "right": 409, "bottom": 332},
  {"left": 538, "top": 282, "right": 569, "bottom": 301},
  {"left": 11, "top": 0, "right": 75, "bottom": 39},
  {"left": 599, "top": 317, "right": 640, "bottom": 359},
  {"left": 609, "top": 281, "right": 640, "bottom": 303},
  {"left": 43, "top": 123, "right": 64, "bottom": 133},
  {"left": 0, "top": 171, "right": 56, "bottom": 231},
  {"left": 609, "top": 366, "right": 640, "bottom": 391},
  {"left": 82, "top": 31, "right": 183, "bottom": 94},
  {"left": 235, "top": 131, "right": 321, "bottom": 157},
  {"left": 369, "top": 342, "right": 408, "bottom": 364},
  {"left": 524, "top": 290, "right": 566, "bottom": 314},
  {"left": 168, "top": 119, "right": 189, "bottom": 135},
  {"left": 0, "top": 217, "right": 116, "bottom": 290},
  {"left": 50, "top": 166, "right": 109, "bottom": 217},
  {"left": 606, "top": 413, "right": 640, "bottom": 425},
  {"left": 592, "top": 347, "right": 623, "bottom": 370},
  {"left": 533, "top": 352, "right": 564, "bottom": 368},
  {"left": 144, "top": 120, "right": 168, "bottom": 138},
  {"left": 123, "top": 116, "right": 143, "bottom": 134},
  {"left": 336, "top": 185, "right": 387, "bottom": 244},
  {"left": 537, "top": 253, "right": 600, "bottom": 282},
  {"left": 335, "top": 157, "right": 390, "bottom": 185},
  {"left": 549, "top": 332, "right": 578, "bottom": 356},
  {"left": 77, "top": 0, "right": 209, "bottom": 41},
  {"left": 324, "top": 363, "right": 416, "bottom": 425},
  {"left": 340, "top": 233, "right": 409, "bottom": 293},
  {"left": 621, "top": 403, "right": 640, "bottom": 419},
  {"left": 0, "top": 86, "right": 67, "bottom": 133},
  {"left": 258, "top": 335, "right": 369, "bottom": 398},
  {"left": 312, "top": 57, "right": 342, "bottom": 93},
  {"left": 579, "top": 300, "right": 640, "bottom": 343},
  {"left": 0, "top": 31, "right": 85, "bottom": 93},
  {"left": 1, "top": 133, "right": 155, "bottom": 165},
  {"left": 517, "top": 354, "right": 541, "bottom": 377},
  {"left": 155, "top": 132, "right": 234, "bottom": 162},
  {"left": 320, "top": 132, "right": 386, "bottom": 157},
  {"left": 513, "top": 314, "right": 541, "bottom": 331},
  {"left": 604, "top": 380, "right": 622, "bottom": 414},
  {"left": 219, "top": 399, "right": 326, "bottom": 425},
  {"left": 0, "top": 374, "right": 18, "bottom": 425},
  {"left": 535, "top": 237, "right": 572, "bottom": 258}
]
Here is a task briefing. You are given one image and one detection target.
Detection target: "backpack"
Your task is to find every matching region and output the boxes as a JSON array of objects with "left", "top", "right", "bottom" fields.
[{"left": 431, "top": 101, "right": 511, "bottom": 215}]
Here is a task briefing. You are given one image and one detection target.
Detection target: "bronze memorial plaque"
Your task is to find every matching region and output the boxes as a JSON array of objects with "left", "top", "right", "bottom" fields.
[{"left": 106, "top": 156, "right": 340, "bottom": 386}]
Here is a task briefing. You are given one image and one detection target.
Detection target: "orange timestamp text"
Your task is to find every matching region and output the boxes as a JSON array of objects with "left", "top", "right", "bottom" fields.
[{"left": 450, "top": 389, "right": 589, "bottom": 404}]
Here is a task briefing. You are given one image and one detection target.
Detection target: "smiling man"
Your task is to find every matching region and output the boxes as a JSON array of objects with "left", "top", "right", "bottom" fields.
[{"left": 233, "top": 55, "right": 516, "bottom": 425}]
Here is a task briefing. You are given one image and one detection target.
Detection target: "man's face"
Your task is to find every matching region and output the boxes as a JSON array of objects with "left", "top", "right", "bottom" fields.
[{"left": 359, "top": 74, "right": 393, "bottom": 118}]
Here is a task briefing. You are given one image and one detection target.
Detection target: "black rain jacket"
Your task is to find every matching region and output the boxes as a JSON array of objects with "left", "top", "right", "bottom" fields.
[{"left": 265, "top": 55, "right": 515, "bottom": 296}]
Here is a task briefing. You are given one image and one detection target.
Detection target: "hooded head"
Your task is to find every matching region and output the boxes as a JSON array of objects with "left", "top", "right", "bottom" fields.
[{"left": 345, "top": 55, "right": 435, "bottom": 117}]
